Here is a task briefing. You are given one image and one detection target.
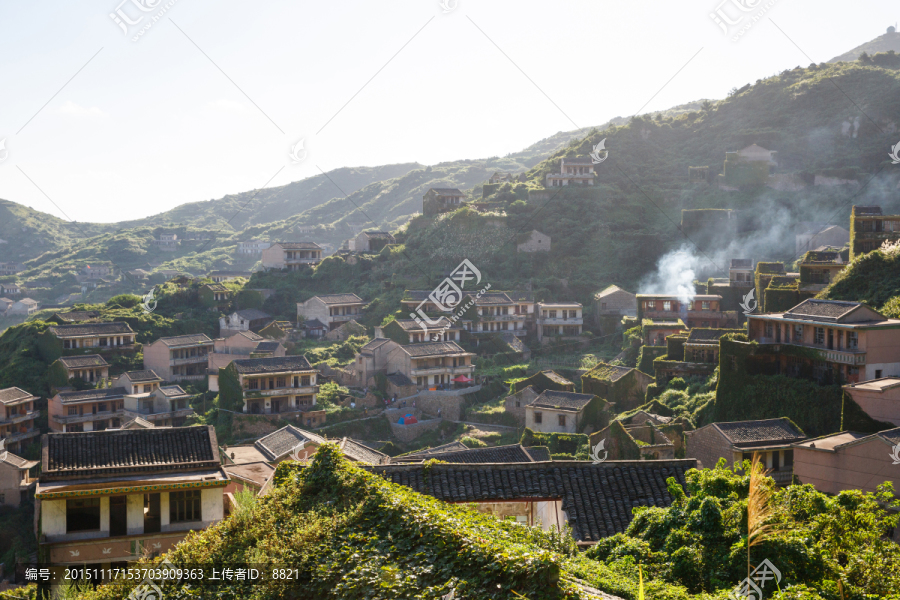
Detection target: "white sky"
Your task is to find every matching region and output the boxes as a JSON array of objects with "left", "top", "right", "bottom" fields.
[{"left": 0, "top": 0, "right": 895, "bottom": 223}]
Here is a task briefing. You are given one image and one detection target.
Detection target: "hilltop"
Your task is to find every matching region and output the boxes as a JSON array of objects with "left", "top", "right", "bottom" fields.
[{"left": 830, "top": 28, "right": 900, "bottom": 62}]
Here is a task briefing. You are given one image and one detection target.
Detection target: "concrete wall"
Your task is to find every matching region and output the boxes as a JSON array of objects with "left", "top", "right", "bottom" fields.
[
  {"left": 684, "top": 424, "right": 732, "bottom": 470},
  {"left": 525, "top": 406, "right": 578, "bottom": 434},
  {"left": 794, "top": 437, "right": 900, "bottom": 495},
  {"left": 142, "top": 340, "right": 175, "bottom": 381},
  {"left": 844, "top": 386, "right": 900, "bottom": 427},
  {"left": 411, "top": 391, "right": 468, "bottom": 421},
  {"left": 0, "top": 464, "right": 24, "bottom": 507}
]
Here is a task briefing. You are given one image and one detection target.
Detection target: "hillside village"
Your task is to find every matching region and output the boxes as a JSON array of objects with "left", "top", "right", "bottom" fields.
[{"left": 3, "top": 28, "right": 900, "bottom": 600}]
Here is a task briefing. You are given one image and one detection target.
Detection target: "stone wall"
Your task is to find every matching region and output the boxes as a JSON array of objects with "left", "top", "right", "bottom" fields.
[
  {"left": 411, "top": 390, "right": 469, "bottom": 421},
  {"left": 389, "top": 417, "right": 442, "bottom": 442},
  {"left": 684, "top": 425, "right": 731, "bottom": 470}
]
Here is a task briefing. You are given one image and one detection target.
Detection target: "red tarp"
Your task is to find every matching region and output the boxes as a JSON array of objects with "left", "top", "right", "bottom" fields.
[{"left": 452, "top": 375, "right": 473, "bottom": 383}]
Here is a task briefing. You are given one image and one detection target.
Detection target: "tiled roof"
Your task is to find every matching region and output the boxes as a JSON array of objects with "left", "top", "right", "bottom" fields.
[
  {"left": 428, "top": 187, "right": 464, "bottom": 195},
  {"left": 524, "top": 446, "right": 552, "bottom": 462},
  {"left": 686, "top": 328, "right": 743, "bottom": 344},
  {"left": 801, "top": 251, "right": 843, "bottom": 265},
  {"left": 506, "top": 290, "right": 535, "bottom": 303},
  {"left": 57, "top": 387, "right": 127, "bottom": 404},
  {"left": 402, "top": 341, "right": 470, "bottom": 358},
  {"left": 530, "top": 390, "right": 597, "bottom": 411},
  {"left": 371, "top": 460, "right": 696, "bottom": 542},
  {"left": 202, "top": 283, "right": 229, "bottom": 292},
  {"left": 339, "top": 438, "right": 390, "bottom": 465},
  {"left": 255, "top": 341, "right": 281, "bottom": 353},
  {"left": 541, "top": 371, "right": 574, "bottom": 385},
  {"left": 122, "top": 370, "right": 162, "bottom": 382},
  {"left": 49, "top": 322, "right": 134, "bottom": 337},
  {"left": 499, "top": 332, "right": 526, "bottom": 353},
  {"left": 255, "top": 425, "right": 327, "bottom": 460},
  {"left": 57, "top": 355, "right": 109, "bottom": 369},
  {"left": 399, "top": 441, "right": 469, "bottom": 458},
  {"left": 360, "top": 231, "right": 394, "bottom": 240},
  {"left": 730, "top": 259, "right": 752, "bottom": 269},
  {"left": 853, "top": 205, "right": 882, "bottom": 216},
  {"left": 394, "top": 444, "right": 535, "bottom": 464},
  {"left": 1, "top": 451, "right": 38, "bottom": 470},
  {"left": 594, "top": 285, "right": 633, "bottom": 299},
  {"left": 121, "top": 417, "right": 155, "bottom": 429},
  {"left": 304, "top": 319, "right": 327, "bottom": 329},
  {"left": 0, "top": 387, "right": 36, "bottom": 405},
  {"left": 53, "top": 310, "right": 101, "bottom": 322},
  {"left": 232, "top": 355, "right": 314, "bottom": 375},
  {"left": 784, "top": 299, "right": 877, "bottom": 323},
  {"left": 584, "top": 363, "right": 633, "bottom": 382},
  {"left": 157, "top": 385, "right": 188, "bottom": 398},
  {"left": 233, "top": 309, "right": 272, "bottom": 321},
  {"left": 360, "top": 338, "right": 393, "bottom": 352},
  {"left": 312, "top": 293, "right": 364, "bottom": 305},
  {"left": 43, "top": 426, "right": 218, "bottom": 476},
  {"left": 713, "top": 418, "right": 806, "bottom": 446},
  {"left": 471, "top": 292, "right": 513, "bottom": 305},
  {"left": 157, "top": 333, "right": 213, "bottom": 347},
  {"left": 275, "top": 242, "right": 322, "bottom": 250},
  {"left": 235, "top": 331, "right": 264, "bottom": 341}
]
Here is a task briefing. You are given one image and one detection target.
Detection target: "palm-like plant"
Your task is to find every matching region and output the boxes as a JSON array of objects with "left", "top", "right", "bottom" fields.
[{"left": 746, "top": 453, "right": 782, "bottom": 580}]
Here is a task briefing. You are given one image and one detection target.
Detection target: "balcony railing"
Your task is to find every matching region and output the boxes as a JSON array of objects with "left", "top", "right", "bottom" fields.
[
  {"left": 52, "top": 410, "right": 124, "bottom": 425},
  {"left": 243, "top": 385, "right": 319, "bottom": 398},
  {"left": 330, "top": 313, "right": 363, "bottom": 322},
  {"left": 755, "top": 339, "right": 866, "bottom": 365},
  {"left": 0, "top": 410, "right": 38, "bottom": 426},
  {"left": 538, "top": 317, "right": 584, "bottom": 325},
  {"left": 3, "top": 429, "right": 40, "bottom": 444},
  {"left": 170, "top": 356, "right": 209, "bottom": 366},
  {"left": 123, "top": 407, "right": 195, "bottom": 420},
  {"left": 410, "top": 365, "right": 474, "bottom": 377}
]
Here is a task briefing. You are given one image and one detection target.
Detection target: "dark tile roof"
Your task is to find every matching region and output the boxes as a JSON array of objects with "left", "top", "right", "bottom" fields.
[
  {"left": 255, "top": 341, "right": 281, "bottom": 353},
  {"left": 471, "top": 292, "right": 514, "bottom": 305},
  {"left": 340, "top": 438, "right": 390, "bottom": 465},
  {"left": 784, "top": 299, "right": 877, "bottom": 323},
  {"left": 730, "top": 259, "right": 752, "bottom": 269},
  {"left": 394, "top": 444, "right": 535, "bottom": 464},
  {"left": 57, "top": 355, "right": 109, "bottom": 369},
  {"left": 122, "top": 370, "right": 162, "bottom": 382},
  {"left": 311, "top": 293, "right": 364, "bottom": 305},
  {"left": 255, "top": 425, "right": 327, "bottom": 460},
  {"left": 530, "top": 390, "right": 597, "bottom": 411},
  {"left": 304, "top": 319, "right": 328, "bottom": 329},
  {"left": 801, "top": 251, "right": 843, "bottom": 265},
  {"left": 0, "top": 387, "right": 37, "bottom": 405},
  {"left": 236, "top": 331, "right": 264, "bottom": 341},
  {"left": 371, "top": 460, "right": 696, "bottom": 541},
  {"left": 584, "top": 363, "right": 632, "bottom": 383},
  {"left": 360, "top": 231, "right": 394, "bottom": 239},
  {"left": 275, "top": 242, "right": 322, "bottom": 250},
  {"left": 53, "top": 310, "right": 101, "bottom": 322},
  {"left": 57, "top": 387, "right": 128, "bottom": 404},
  {"left": 157, "top": 385, "right": 188, "bottom": 398},
  {"left": 49, "top": 322, "right": 134, "bottom": 337},
  {"left": 233, "top": 309, "right": 272, "bottom": 321},
  {"left": 156, "top": 333, "right": 213, "bottom": 347},
  {"left": 541, "top": 370, "right": 574, "bottom": 385},
  {"left": 43, "top": 426, "right": 219, "bottom": 478},
  {"left": 401, "top": 290, "right": 431, "bottom": 302},
  {"left": 428, "top": 188, "right": 464, "bottom": 195},
  {"left": 713, "top": 418, "right": 806, "bottom": 446},
  {"left": 402, "top": 341, "right": 470, "bottom": 357},
  {"left": 400, "top": 441, "right": 469, "bottom": 459},
  {"left": 524, "top": 446, "right": 552, "bottom": 462},
  {"left": 1, "top": 450, "right": 38, "bottom": 470},
  {"left": 232, "top": 355, "right": 314, "bottom": 375}
]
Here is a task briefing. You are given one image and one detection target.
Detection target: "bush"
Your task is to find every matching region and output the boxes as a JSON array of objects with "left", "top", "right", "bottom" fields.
[
  {"left": 459, "top": 436, "right": 486, "bottom": 448},
  {"left": 668, "top": 377, "right": 687, "bottom": 391}
]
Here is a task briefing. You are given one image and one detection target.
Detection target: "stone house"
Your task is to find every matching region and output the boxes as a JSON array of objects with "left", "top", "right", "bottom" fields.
[
  {"left": 723, "top": 144, "right": 777, "bottom": 186},
  {"left": 536, "top": 301, "right": 583, "bottom": 341},
  {"left": 143, "top": 334, "right": 215, "bottom": 382},
  {"left": 237, "top": 240, "right": 272, "bottom": 255},
  {"left": 297, "top": 293, "right": 364, "bottom": 330},
  {"left": 219, "top": 309, "right": 273, "bottom": 336},
  {"left": 848, "top": 205, "right": 900, "bottom": 260},
  {"left": 524, "top": 390, "right": 609, "bottom": 435},
  {"left": 685, "top": 418, "right": 806, "bottom": 486},
  {"left": 35, "top": 427, "right": 228, "bottom": 570},
  {"left": 504, "top": 385, "right": 539, "bottom": 426},
  {"left": 653, "top": 329, "right": 744, "bottom": 384},
  {"left": 50, "top": 355, "right": 110, "bottom": 388},
  {"left": 378, "top": 318, "right": 462, "bottom": 344},
  {"left": 371, "top": 459, "right": 697, "bottom": 542},
  {"left": 224, "top": 355, "right": 319, "bottom": 416},
  {"left": 746, "top": 299, "right": 900, "bottom": 384},
  {"left": 517, "top": 230, "right": 551, "bottom": 253},
  {"left": 207, "top": 331, "right": 285, "bottom": 392},
  {"left": 113, "top": 370, "right": 164, "bottom": 396},
  {"left": 489, "top": 172, "right": 513, "bottom": 184},
  {"left": 352, "top": 231, "right": 395, "bottom": 253},
  {"left": 0, "top": 442, "right": 38, "bottom": 507},
  {"left": 223, "top": 425, "right": 387, "bottom": 466},
  {"left": 594, "top": 285, "right": 637, "bottom": 322},
  {"left": 0, "top": 297, "right": 13, "bottom": 313},
  {"left": 590, "top": 420, "right": 675, "bottom": 461},
  {"left": 0, "top": 262, "right": 24, "bottom": 276},
  {"left": 792, "top": 428, "right": 900, "bottom": 497},
  {"left": 729, "top": 259, "right": 754, "bottom": 287},
  {"left": 1, "top": 283, "right": 21, "bottom": 296},
  {"left": 121, "top": 384, "right": 194, "bottom": 428},
  {"left": 637, "top": 294, "right": 729, "bottom": 329},
  {"left": 385, "top": 373, "right": 417, "bottom": 399},
  {"left": 261, "top": 242, "right": 323, "bottom": 270},
  {"left": 49, "top": 310, "right": 101, "bottom": 324},
  {"left": 385, "top": 341, "right": 476, "bottom": 390},
  {"left": 199, "top": 283, "right": 231, "bottom": 305},
  {"left": 422, "top": 188, "right": 465, "bottom": 217},
  {"left": 324, "top": 319, "right": 367, "bottom": 342},
  {"left": 352, "top": 338, "right": 400, "bottom": 387},
  {"left": 48, "top": 388, "right": 127, "bottom": 432},
  {"left": 841, "top": 377, "right": 900, "bottom": 427},
  {"left": 0, "top": 387, "right": 40, "bottom": 453},
  {"left": 581, "top": 363, "right": 654, "bottom": 412},
  {"left": 302, "top": 319, "right": 328, "bottom": 339},
  {"left": 47, "top": 322, "right": 136, "bottom": 353},
  {"left": 798, "top": 249, "right": 847, "bottom": 295},
  {"left": 545, "top": 157, "right": 595, "bottom": 187},
  {"left": 153, "top": 233, "right": 179, "bottom": 251},
  {"left": 8, "top": 298, "right": 39, "bottom": 315},
  {"left": 466, "top": 292, "right": 528, "bottom": 338}
]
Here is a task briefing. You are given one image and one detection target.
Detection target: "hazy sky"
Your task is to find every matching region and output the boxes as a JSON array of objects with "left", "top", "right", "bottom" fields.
[{"left": 0, "top": 0, "right": 895, "bottom": 223}]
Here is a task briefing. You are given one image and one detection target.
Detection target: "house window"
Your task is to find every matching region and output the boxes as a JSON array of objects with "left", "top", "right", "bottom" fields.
[
  {"left": 558, "top": 415, "right": 566, "bottom": 427},
  {"left": 645, "top": 300, "right": 655, "bottom": 310},
  {"left": 143, "top": 385, "right": 151, "bottom": 393},
  {"left": 249, "top": 379, "right": 259, "bottom": 390},
  {"left": 783, "top": 450, "right": 793, "bottom": 467},
  {"left": 68, "top": 407, "right": 77, "bottom": 416},
  {"left": 601, "top": 302, "right": 607, "bottom": 309},
  {"left": 301, "top": 375, "right": 311, "bottom": 386},
  {"left": 66, "top": 498, "right": 101, "bottom": 532},
  {"left": 765, "top": 323, "right": 774, "bottom": 338},
  {"left": 276, "top": 377, "right": 286, "bottom": 388},
  {"left": 515, "top": 400, "right": 520, "bottom": 407},
  {"left": 876, "top": 369, "right": 883, "bottom": 379},
  {"left": 170, "top": 490, "right": 202, "bottom": 523},
  {"left": 847, "top": 332, "right": 858, "bottom": 349},
  {"left": 814, "top": 327, "right": 825, "bottom": 345},
  {"left": 794, "top": 324, "right": 803, "bottom": 341},
  {"left": 662, "top": 301, "right": 671, "bottom": 312},
  {"left": 702, "top": 301, "right": 710, "bottom": 310},
  {"left": 534, "top": 412, "right": 542, "bottom": 424}
]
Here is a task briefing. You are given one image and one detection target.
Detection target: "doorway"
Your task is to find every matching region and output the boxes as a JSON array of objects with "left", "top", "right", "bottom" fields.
[
  {"left": 109, "top": 496, "right": 127, "bottom": 537},
  {"left": 144, "top": 493, "right": 161, "bottom": 534}
]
